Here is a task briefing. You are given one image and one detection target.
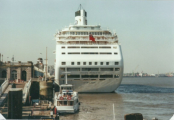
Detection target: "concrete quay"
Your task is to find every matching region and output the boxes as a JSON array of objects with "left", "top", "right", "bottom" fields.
[{"left": 0, "top": 101, "right": 56, "bottom": 119}]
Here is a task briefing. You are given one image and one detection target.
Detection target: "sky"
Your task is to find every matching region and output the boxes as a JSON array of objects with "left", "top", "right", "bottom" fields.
[{"left": 0, "top": 0, "right": 174, "bottom": 74}]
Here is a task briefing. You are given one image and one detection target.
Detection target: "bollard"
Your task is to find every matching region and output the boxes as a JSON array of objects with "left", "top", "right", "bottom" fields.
[{"left": 124, "top": 113, "right": 143, "bottom": 120}]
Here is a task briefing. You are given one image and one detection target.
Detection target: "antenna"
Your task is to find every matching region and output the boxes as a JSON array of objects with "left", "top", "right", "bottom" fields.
[
  {"left": 45, "top": 47, "right": 48, "bottom": 81},
  {"left": 77, "top": 4, "right": 83, "bottom": 10}
]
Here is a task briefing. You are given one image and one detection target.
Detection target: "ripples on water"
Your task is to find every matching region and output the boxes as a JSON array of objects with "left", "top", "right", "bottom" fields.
[
  {"left": 61, "top": 77, "right": 174, "bottom": 120},
  {"left": 117, "top": 84, "right": 174, "bottom": 93}
]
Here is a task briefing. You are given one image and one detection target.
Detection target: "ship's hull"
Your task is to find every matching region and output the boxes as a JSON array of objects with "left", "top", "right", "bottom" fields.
[
  {"left": 55, "top": 44, "right": 124, "bottom": 93},
  {"left": 59, "top": 77, "right": 123, "bottom": 92}
]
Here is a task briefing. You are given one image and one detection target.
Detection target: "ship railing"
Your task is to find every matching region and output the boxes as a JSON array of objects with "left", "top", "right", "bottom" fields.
[
  {"left": 0, "top": 62, "right": 31, "bottom": 66},
  {"left": 22, "top": 79, "right": 31, "bottom": 104},
  {"left": 57, "top": 43, "right": 118, "bottom": 45},
  {"left": 56, "top": 34, "right": 116, "bottom": 38},
  {"left": 0, "top": 78, "right": 9, "bottom": 96},
  {"left": 57, "top": 38, "right": 118, "bottom": 41},
  {"left": 10, "top": 62, "right": 28, "bottom": 65}
]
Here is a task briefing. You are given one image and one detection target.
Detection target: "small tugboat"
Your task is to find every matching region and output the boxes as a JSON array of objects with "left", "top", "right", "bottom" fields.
[{"left": 54, "top": 72, "right": 80, "bottom": 113}]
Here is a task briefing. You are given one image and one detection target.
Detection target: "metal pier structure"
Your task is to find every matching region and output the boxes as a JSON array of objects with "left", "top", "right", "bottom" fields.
[
  {"left": 0, "top": 78, "right": 32, "bottom": 106},
  {"left": 0, "top": 79, "right": 12, "bottom": 106},
  {"left": 22, "top": 79, "right": 31, "bottom": 104}
]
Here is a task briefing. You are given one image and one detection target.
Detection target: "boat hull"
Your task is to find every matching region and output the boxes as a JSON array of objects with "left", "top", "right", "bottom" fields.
[
  {"left": 55, "top": 104, "right": 79, "bottom": 113},
  {"left": 58, "top": 77, "right": 122, "bottom": 93}
]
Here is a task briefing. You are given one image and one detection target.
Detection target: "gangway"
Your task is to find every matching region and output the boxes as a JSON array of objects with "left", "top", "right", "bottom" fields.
[
  {"left": 22, "top": 79, "right": 31, "bottom": 104},
  {"left": 0, "top": 79, "right": 11, "bottom": 106},
  {"left": 0, "top": 78, "right": 32, "bottom": 106}
]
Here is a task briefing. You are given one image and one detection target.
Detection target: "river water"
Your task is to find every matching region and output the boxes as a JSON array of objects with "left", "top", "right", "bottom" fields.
[{"left": 60, "top": 77, "right": 174, "bottom": 120}]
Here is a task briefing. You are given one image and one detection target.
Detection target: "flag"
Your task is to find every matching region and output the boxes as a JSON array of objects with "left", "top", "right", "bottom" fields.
[{"left": 89, "top": 34, "right": 95, "bottom": 42}]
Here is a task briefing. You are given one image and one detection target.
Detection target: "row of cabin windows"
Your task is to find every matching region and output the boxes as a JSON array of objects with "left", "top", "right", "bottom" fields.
[
  {"left": 57, "top": 101, "right": 74, "bottom": 106},
  {"left": 65, "top": 68, "right": 120, "bottom": 71},
  {"left": 69, "top": 32, "right": 111, "bottom": 35},
  {"left": 62, "top": 52, "right": 118, "bottom": 55},
  {"left": 61, "top": 62, "right": 119, "bottom": 65},
  {"left": 61, "top": 68, "right": 120, "bottom": 71},
  {"left": 60, "top": 74, "right": 120, "bottom": 78},
  {"left": 61, "top": 46, "right": 117, "bottom": 49}
]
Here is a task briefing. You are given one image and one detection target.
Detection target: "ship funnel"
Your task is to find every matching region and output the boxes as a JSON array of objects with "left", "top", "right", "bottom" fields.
[{"left": 75, "top": 4, "right": 87, "bottom": 25}]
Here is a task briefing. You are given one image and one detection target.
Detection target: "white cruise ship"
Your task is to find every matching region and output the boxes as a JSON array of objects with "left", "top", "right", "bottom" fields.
[{"left": 54, "top": 6, "right": 124, "bottom": 92}]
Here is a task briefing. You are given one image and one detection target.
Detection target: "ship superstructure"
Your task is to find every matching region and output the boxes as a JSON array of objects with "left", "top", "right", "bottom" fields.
[{"left": 54, "top": 6, "right": 124, "bottom": 92}]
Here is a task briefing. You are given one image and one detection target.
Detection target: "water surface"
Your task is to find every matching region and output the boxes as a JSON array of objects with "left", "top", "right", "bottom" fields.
[{"left": 60, "top": 77, "right": 174, "bottom": 120}]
